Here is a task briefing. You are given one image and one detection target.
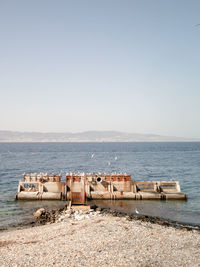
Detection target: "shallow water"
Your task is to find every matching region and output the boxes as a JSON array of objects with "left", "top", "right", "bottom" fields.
[{"left": 0, "top": 142, "right": 199, "bottom": 229}]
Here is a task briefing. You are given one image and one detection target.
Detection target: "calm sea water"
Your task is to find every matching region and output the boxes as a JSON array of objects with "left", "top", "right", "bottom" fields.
[{"left": 0, "top": 142, "right": 200, "bottom": 229}]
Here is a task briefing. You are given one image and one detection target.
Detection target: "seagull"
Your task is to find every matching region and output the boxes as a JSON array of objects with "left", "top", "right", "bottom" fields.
[
  {"left": 91, "top": 153, "right": 95, "bottom": 158},
  {"left": 114, "top": 156, "right": 118, "bottom": 161},
  {"left": 135, "top": 208, "right": 139, "bottom": 214}
]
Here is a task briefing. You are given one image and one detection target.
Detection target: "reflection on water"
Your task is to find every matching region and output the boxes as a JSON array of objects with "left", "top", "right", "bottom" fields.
[
  {"left": 16, "top": 200, "right": 67, "bottom": 210},
  {"left": 89, "top": 199, "right": 200, "bottom": 226}
]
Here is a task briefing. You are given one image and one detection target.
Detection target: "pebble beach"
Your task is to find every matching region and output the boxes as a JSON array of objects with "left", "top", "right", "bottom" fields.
[{"left": 0, "top": 208, "right": 200, "bottom": 267}]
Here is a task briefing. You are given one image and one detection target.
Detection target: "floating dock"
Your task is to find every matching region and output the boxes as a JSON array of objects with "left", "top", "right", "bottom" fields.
[{"left": 15, "top": 173, "right": 187, "bottom": 202}]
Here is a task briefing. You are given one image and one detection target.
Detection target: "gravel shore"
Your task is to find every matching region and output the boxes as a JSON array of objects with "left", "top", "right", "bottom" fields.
[{"left": 0, "top": 208, "right": 199, "bottom": 267}]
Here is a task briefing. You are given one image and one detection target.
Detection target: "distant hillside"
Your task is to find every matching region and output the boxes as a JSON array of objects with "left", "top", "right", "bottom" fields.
[{"left": 0, "top": 130, "right": 199, "bottom": 142}]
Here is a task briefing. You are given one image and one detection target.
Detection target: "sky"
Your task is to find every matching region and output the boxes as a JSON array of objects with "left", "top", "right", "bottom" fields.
[{"left": 0, "top": 0, "right": 200, "bottom": 138}]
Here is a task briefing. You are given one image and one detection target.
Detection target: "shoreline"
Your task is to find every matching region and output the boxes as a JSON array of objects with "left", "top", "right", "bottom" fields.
[
  {"left": 99, "top": 206, "right": 200, "bottom": 231},
  {"left": 0, "top": 206, "right": 199, "bottom": 267},
  {"left": 1, "top": 204, "right": 200, "bottom": 233}
]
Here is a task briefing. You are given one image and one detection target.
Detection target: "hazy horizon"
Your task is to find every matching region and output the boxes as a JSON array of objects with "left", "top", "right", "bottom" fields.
[
  {"left": 1, "top": 1, "right": 200, "bottom": 138},
  {"left": 1, "top": 129, "right": 199, "bottom": 139},
  {"left": 0, "top": 129, "right": 199, "bottom": 142}
]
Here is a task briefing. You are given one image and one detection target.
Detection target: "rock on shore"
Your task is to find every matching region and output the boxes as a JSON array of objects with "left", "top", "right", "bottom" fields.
[{"left": 0, "top": 207, "right": 200, "bottom": 267}]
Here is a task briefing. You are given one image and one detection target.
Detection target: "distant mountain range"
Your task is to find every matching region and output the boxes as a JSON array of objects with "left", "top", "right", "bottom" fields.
[{"left": 0, "top": 130, "right": 199, "bottom": 142}]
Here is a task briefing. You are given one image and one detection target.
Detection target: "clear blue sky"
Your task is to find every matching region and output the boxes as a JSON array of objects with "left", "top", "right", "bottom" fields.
[{"left": 0, "top": 0, "right": 200, "bottom": 138}]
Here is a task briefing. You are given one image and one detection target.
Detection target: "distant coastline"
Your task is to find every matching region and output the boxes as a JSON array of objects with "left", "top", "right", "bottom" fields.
[{"left": 0, "top": 130, "right": 199, "bottom": 142}]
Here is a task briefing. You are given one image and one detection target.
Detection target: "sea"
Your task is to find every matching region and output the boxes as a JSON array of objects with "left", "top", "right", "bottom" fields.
[{"left": 0, "top": 142, "right": 200, "bottom": 230}]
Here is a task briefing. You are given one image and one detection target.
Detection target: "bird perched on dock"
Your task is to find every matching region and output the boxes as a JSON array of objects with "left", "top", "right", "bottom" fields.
[{"left": 135, "top": 208, "right": 139, "bottom": 214}]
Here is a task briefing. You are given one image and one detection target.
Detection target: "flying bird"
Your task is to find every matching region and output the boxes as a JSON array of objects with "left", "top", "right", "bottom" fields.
[
  {"left": 135, "top": 208, "right": 139, "bottom": 214},
  {"left": 91, "top": 153, "right": 95, "bottom": 158}
]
